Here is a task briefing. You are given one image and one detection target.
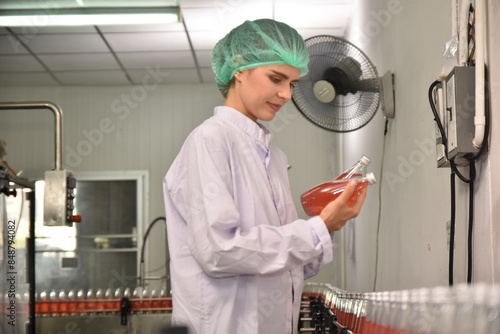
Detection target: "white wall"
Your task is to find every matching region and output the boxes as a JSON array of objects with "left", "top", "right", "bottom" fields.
[{"left": 342, "top": 0, "right": 500, "bottom": 292}]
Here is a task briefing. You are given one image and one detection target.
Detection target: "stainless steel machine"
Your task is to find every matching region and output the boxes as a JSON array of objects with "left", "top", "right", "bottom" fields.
[{"left": 1, "top": 101, "right": 172, "bottom": 334}]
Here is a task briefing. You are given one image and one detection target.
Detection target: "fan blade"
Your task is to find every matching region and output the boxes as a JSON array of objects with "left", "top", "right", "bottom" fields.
[{"left": 292, "top": 35, "right": 382, "bottom": 132}]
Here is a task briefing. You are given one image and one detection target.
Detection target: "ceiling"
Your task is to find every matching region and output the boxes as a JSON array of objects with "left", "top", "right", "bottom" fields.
[{"left": 0, "top": 0, "right": 353, "bottom": 86}]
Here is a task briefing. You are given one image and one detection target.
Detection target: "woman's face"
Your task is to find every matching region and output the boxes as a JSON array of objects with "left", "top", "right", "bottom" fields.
[{"left": 227, "top": 64, "right": 301, "bottom": 122}]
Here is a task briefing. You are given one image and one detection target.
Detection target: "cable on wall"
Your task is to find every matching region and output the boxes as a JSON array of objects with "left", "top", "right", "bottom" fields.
[
  {"left": 372, "top": 118, "right": 389, "bottom": 291},
  {"left": 427, "top": 69, "right": 489, "bottom": 285}
]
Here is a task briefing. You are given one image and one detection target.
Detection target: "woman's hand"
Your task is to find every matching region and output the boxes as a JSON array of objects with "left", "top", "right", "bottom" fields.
[{"left": 319, "top": 181, "right": 367, "bottom": 232}]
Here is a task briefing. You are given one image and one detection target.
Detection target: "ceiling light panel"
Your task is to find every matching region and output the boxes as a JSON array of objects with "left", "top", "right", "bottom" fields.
[
  {"left": 0, "top": 35, "right": 29, "bottom": 54},
  {"left": 127, "top": 67, "right": 199, "bottom": 85},
  {"left": 54, "top": 70, "right": 129, "bottom": 85},
  {"left": 0, "top": 72, "right": 59, "bottom": 85},
  {"left": 116, "top": 51, "right": 196, "bottom": 69},
  {"left": 104, "top": 31, "right": 190, "bottom": 52},
  {"left": 0, "top": 54, "right": 45, "bottom": 71},
  {"left": 38, "top": 53, "right": 120, "bottom": 71},
  {"left": 21, "top": 34, "right": 109, "bottom": 53}
]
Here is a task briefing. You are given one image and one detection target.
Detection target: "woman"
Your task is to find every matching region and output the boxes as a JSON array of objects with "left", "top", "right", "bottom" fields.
[{"left": 163, "top": 19, "right": 367, "bottom": 334}]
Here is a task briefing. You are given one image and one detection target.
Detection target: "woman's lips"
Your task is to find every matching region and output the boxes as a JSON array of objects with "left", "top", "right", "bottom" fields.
[{"left": 267, "top": 102, "right": 282, "bottom": 112}]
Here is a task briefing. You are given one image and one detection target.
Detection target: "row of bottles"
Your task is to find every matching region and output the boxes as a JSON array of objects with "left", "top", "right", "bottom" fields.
[
  {"left": 301, "top": 155, "right": 376, "bottom": 216},
  {"left": 302, "top": 282, "right": 500, "bottom": 334},
  {"left": 35, "top": 287, "right": 172, "bottom": 317}
]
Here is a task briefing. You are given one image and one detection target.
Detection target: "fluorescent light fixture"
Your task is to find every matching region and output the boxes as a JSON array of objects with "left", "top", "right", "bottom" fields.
[{"left": 0, "top": 7, "right": 180, "bottom": 27}]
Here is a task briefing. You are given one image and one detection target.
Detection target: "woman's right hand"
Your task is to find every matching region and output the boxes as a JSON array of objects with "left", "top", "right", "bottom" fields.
[{"left": 319, "top": 181, "right": 367, "bottom": 232}]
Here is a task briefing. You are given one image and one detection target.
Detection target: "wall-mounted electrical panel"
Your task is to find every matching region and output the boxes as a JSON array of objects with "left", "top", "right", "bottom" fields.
[
  {"left": 445, "top": 66, "right": 479, "bottom": 165},
  {"left": 435, "top": 66, "right": 479, "bottom": 167}
]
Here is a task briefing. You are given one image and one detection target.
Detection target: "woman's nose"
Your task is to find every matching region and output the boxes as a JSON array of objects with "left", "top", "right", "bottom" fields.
[{"left": 278, "top": 86, "right": 293, "bottom": 101}]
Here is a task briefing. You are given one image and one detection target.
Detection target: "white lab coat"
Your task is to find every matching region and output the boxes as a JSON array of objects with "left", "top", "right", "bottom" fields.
[{"left": 163, "top": 106, "right": 334, "bottom": 334}]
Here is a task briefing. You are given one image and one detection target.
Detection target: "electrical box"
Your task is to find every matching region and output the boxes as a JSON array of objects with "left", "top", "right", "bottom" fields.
[
  {"left": 43, "top": 170, "right": 81, "bottom": 226},
  {"left": 435, "top": 66, "right": 479, "bottom": 167},
  {"left": 445, "top": 66, "right": 479, "bottom": 165}
]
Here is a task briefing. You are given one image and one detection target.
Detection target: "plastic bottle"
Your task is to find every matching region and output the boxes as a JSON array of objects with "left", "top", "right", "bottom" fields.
[
  {"left": 86, "top": 289, "right": 95, "bottom": 315},
  {"left": 131, "top": 287, "right": 141, "bottom": 314},
  {"left": 76, "top": 289, "right": 86, "bottom": 316},
  {"left": 38, "top": 291, "right": 50, "bottom": 317},
  {"left": 58, "top": 290, "right": 68, "bottom": 316},
  {"left": 159, "top": 287, "right": 172, "bottom": 311},
  {"left": 150, "top": 288, "right": 160, "bottom": 313},
  {"left": 95, "top": 288, "right": 104, "bottom": 314},
  {"left": 104, "top": 288, "right": 114, "bottom": 315},
  {"left": 142, "top": 287, "right": 151, "bottom": 314},
  {"left": 301, "top": 173, "right": 376, "bottom": 216},
  {"left": 113, "top": 287, "right": 123, "bottom": 315},
  {"left": 67, "top": 290, "right": 77, "bottom": 316},
  {"left": 335, "top": 155, "right": 371, "bottom": 180},
  {"left": 49, "top": 290, "right": 58, "bottom": 316}
]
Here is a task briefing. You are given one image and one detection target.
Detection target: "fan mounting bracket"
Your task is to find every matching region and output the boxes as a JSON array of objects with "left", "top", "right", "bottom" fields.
[{"left": 380, "top": 70, "right": 395, "bottom": 119}]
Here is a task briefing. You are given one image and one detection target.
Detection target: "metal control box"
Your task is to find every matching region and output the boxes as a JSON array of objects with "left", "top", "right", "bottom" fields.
[
  {"left": 445, "top": 66, "right": 479, "bottom": 166},
  {"left": 43, "top": 170, "right": 77, "bottom": 226}
]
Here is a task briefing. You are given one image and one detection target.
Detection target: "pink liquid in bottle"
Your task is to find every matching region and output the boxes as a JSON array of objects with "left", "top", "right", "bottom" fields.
[
  {"left": 160, "top": 289, "right": 172, "bottom": 311},
  {"left": 38, "top": 291, "right": 49, "bottom": 317},
  {"left": 131, "top": 287, "right": 141, "bottom": 314},
  {"left": 95, "top": 288, "right": 104, "bottom": 315},
  {"left": 85, "top": 289, "right": 95, "bottom": 315},
  {"left": 58, "top": 290, "right": 68, "bottom": 316},
  {"left": 49, "top": 290, "right": 58, "bottom": 316},
  {"left": 141, "top": 287, "right": 151, "bottom": 314},
  {"left": 103, "top": 288, "right": 114, "bottom": 315},
  {"left": 76, "top": 289, "right": 85, "bottom": 316},
  {"left": 301, "top": 173, "right": 376, "bottom": 216},
  {"left": 336, "top": 172, "right": 363, "bottom": 180},
  {"left": 150, "top": 289, "right": 160, "bottom": 313},
  {"left": 112, "top": 288, "right": 123, "bottom": 315},
  {"left": 67, "top": 290, "right": 77, "bottom": 316}
]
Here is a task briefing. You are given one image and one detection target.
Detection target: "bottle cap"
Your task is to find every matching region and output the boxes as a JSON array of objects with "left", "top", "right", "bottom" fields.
[
  {"left": 360, "top": 155, "right": 371, "bottom": 165},
  {"left": 366, "top": 172, "right": 377, "bottom": 184}
]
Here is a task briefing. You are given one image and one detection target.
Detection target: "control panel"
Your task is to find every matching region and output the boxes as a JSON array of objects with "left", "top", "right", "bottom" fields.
[
  {"left": 43, "top": 170, "right": 82, "bottom": 226},
  {"left": 445, "top": 66, "right": 479, "bottom": 165},
  {"left": 433, "top": 66, "right": 479, "bottom": 167}
]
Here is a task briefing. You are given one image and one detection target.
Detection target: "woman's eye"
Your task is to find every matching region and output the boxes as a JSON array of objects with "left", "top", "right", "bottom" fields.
[{"left": 270, "top": 77, "right": 281, "bottom": 83}]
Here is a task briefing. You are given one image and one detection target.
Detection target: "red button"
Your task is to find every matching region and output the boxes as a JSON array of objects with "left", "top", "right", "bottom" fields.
[{"left": 70, "top": 215, "right": 82, "bottom": 223}]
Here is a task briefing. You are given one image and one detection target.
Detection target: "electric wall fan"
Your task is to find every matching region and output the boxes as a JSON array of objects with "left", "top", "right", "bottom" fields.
[{"left": 292, "top": 35, "right": 395, "bottom": 132}]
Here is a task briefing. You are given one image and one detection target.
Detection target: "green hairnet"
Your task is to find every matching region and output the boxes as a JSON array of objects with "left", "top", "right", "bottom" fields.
[{"left": 212, "top": 19, "right": 310, "bottom": 96}]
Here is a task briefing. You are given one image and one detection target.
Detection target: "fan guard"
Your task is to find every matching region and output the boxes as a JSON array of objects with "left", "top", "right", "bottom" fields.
[{"left": 292, "top": 35, "right": 381, "bottom": 132}]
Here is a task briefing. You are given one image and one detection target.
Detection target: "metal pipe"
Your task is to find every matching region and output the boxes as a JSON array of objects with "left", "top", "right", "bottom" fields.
[
  {"left": 472, "top": 0, "right": 486, "bottom": 149},
  {"left": 0, "top": 101, "right": 63, "bottom": 170},
  {"left": 138, "top": 217, "right": 170, "bottom": 293}
]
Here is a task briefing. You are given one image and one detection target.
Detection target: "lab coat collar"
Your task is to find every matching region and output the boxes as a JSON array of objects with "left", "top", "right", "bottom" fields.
[{"left": 214, "top": 106, "right": 272, "bottom": 149}]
